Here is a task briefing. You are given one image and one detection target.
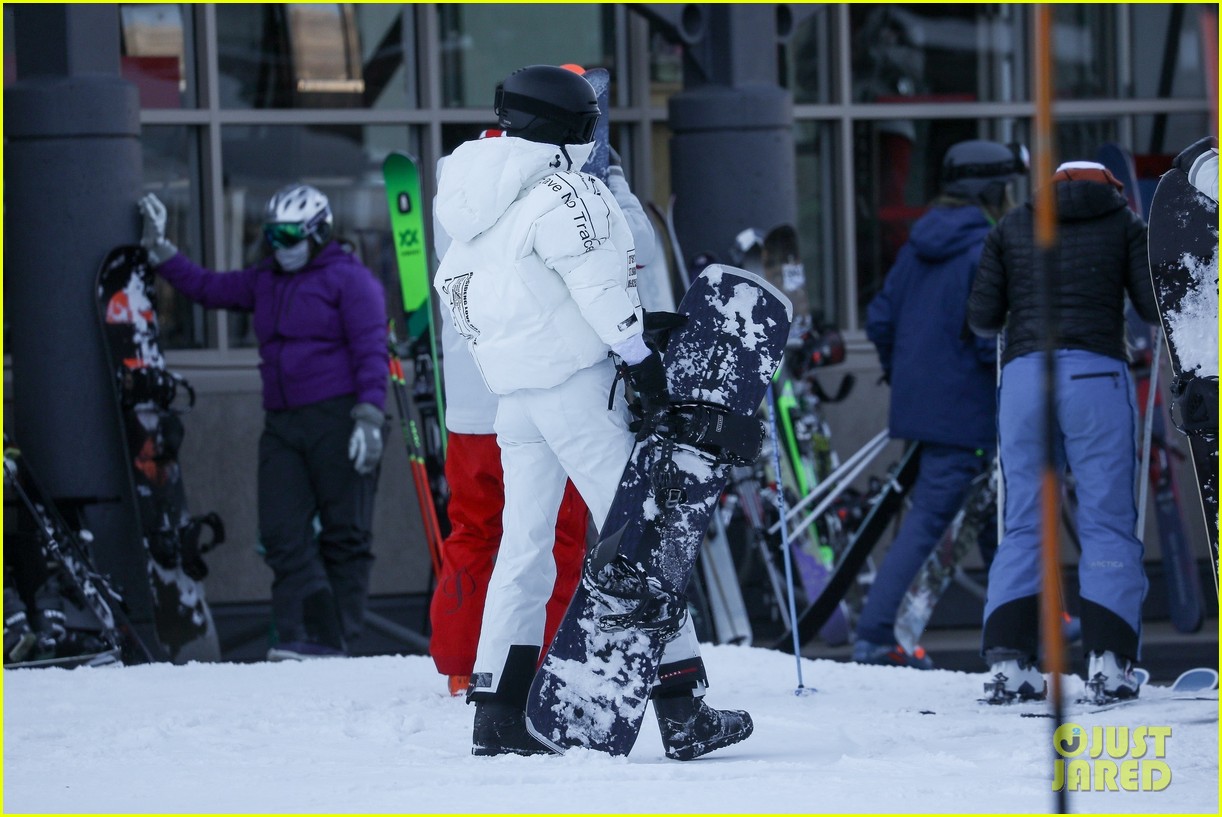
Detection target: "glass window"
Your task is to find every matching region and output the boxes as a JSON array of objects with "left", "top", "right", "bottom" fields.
[
  {"left": 852, "top": 117, "right": 997, "bottom": 323},
  {"left": 142, "top": 125, "right": 208, "bottom": 349},
  {"left": 219, "top": 124, "right": 417, "bottom": 347},
  {"left": 787, "top": 8, "right": 834, "bottom": 104},
  {"left": 119, "top": 4, "right": 195, "bottom": 108},
  {"left": 437, "top": 5, "right": 612, "bottom": 108},
  {"left": 795, "top": 121, "right": 840, "bottom": 327},
  {"left": 1052, "top": 5, "right": 1118, "bottom": 99},
  {"left": 216, "top": 4, "right": 412, "bottom": 109},
  {"left": 850, "top": 5, "right": 1023, "bottom": 105},
  {"left": 1128, "top": 6, "right": 1212, "bottom": 100},
  {"left": 648, "top": 25, "right": 683, "bottom": 104}
]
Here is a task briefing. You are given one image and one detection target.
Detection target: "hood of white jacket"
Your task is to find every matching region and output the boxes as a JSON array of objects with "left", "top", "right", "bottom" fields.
[{"left": 435, "top": 137, "right": 596, "bottom": 243}]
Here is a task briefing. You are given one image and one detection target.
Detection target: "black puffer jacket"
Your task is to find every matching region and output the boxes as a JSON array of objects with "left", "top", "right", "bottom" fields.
[{"left": 968, "top": 178, "right": 1160, "bottom": 365}]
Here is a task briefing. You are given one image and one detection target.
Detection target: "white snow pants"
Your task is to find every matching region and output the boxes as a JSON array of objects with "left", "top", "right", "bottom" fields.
[{"left": 472, "top": 357, "right": 703, "bottom": 699}]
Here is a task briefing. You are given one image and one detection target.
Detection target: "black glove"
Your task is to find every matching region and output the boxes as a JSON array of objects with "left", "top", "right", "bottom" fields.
[
  {"left": 642, "top": 310, "right": 688, "bottom": 352},
  {"left": 625, "top": 352, "right": 670, "bottom": 416}
]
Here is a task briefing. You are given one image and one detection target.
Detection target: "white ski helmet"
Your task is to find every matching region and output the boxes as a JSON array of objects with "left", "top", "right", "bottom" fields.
[{"left": 262, "top": 183, "right": 334, "bottom": 249}]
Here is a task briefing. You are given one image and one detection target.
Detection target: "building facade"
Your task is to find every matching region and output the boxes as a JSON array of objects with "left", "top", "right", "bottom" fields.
[{"left": 4, "top": 4, "right": 1215, "bottom": 620}]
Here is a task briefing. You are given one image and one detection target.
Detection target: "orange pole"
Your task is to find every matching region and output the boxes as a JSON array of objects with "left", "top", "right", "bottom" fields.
[{"left": 1033, "top": 7, "right": 1068, "bottom": 814}]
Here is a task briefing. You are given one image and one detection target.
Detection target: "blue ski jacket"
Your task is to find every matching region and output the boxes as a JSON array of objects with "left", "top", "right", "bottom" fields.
[{"left": 867, "top": 204, "right": 998, "bottom": 450}]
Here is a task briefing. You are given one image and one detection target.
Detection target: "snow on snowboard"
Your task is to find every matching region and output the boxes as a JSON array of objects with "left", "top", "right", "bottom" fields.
[
  {"left": 1146, "top": 151, "right": 1219, "bottom": 563},
  {"left": 96, "top": 246, "right": 224, "bottom": 662},
  {"left": 526, "top": 264, "right": 791, "bottom": 756}
]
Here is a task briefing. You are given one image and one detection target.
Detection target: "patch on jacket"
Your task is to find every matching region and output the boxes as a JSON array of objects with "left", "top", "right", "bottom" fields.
[{"left": 440, "top": 272, "right": 480, "bottom": 342}]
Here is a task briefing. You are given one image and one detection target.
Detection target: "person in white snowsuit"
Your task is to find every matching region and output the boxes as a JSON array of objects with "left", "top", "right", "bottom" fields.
[
  {"left": 433, "top": 64, "right": 752, "bottom": 759},
  {"left": 429, "top": 119, "right": 664, "bottom": 698}
]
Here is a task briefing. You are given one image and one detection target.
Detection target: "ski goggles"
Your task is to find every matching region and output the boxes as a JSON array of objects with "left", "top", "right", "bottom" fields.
[{"left": 263, "top": 222, "right": 309, "bottom": 249}]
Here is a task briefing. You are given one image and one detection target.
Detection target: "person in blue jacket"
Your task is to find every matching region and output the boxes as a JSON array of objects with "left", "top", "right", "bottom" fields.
[{"left": 854, "top": 140, "right": 1027, "bottom": 668}]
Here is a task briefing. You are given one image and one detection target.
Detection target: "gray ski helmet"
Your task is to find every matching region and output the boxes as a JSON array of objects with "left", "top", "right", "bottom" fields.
[
  {"left": 494, "top": 65, "right": 600, "bottom": 146},
  {"left": 941, "top": 140, "right": 1029, "bottom": 203},
  {"left": 262, "top": 184, "right": 333, "bottom": 249}
]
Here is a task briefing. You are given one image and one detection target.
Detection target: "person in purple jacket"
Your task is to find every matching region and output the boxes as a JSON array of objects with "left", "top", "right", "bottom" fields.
[{"left": 137, "top": 185, "right": 389, "bottom": 661}]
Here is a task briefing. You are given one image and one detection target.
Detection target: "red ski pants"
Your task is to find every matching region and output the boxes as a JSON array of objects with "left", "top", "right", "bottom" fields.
[{"left": 428, "top": 432, "right": 588, "bottom": 675}]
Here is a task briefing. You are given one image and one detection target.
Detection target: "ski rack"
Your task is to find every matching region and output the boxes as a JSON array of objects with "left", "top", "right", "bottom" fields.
[
  {"left": 768, "top": 428, "right": 891, "bottom": 539},
  {"left": 771, "top": 440, "right": 921, "bottom": 653},
  {"left": 3, "top": 441, "right": 157, "bottom": 664}
]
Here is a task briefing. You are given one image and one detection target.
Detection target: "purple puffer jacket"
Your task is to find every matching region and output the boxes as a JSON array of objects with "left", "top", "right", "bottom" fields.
[{"left": 157, "top": 242, "right": 388, "bottom": 412}]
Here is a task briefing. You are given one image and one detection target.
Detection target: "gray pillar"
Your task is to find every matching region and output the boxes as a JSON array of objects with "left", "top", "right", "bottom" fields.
[
  {"left": 5, "top": 6, "right": 154, "bottom": 625},
  {"left": 669, "top": 85, "right": 797, "bottom": 266},
  {"left": 662, "top": 4, "right": 799, "bottom": 269}
]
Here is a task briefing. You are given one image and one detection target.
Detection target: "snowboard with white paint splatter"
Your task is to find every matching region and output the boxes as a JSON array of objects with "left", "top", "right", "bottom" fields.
[
  {"left": 1147, "top": 164, "right": 1219, "bottom": 559},
  {"left": 97, "top": 245, "right": 224, "bottom": 662},
  {"left": 526, "top": 264, "right": 791, "bottom": 756}
]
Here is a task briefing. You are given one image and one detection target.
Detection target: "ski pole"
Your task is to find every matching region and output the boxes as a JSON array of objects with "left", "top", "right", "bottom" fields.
[
  {"left": 764, "top": 385, "right": 813, "bottom": 695},
  {"left": 769, "top": 428, "right": 889, "bottom": 533},
  {"left": 1135, "top": 329, "right": 1162, "bottom": 539}
]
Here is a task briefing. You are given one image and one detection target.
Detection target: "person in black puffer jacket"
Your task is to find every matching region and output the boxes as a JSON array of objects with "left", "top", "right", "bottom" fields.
[{"left": 968, "top": 160, "right": 1161, "bottom": 703}]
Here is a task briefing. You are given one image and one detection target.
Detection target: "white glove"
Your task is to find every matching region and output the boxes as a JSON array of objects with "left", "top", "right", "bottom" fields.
[
  {"left": 137, "top": 193, "right": 179, "bottom": 266},
  {"left": 348, "top": 402, "right": 385, "bottom": 475}
]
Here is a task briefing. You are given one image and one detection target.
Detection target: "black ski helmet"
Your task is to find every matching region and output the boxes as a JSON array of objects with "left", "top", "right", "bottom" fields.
[
  {"left": 941, "top": 140, "right": 1029, "bottom": 207},
  {"left": 494, "top": 65, "right": 600, "bottom": 146}
]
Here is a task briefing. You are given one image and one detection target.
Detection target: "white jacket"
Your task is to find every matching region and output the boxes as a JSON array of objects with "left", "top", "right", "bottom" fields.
[{"left": 434, "top": 137, "right": 643, "bottom": 396}]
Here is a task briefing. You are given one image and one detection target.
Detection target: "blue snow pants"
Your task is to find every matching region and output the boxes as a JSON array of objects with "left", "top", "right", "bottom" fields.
[
  {"left": 855, "top": 443, "right": 991, "bottom": 646},
  {"left": 982, "top": 350, "right": 1148, "bottom": 662}
]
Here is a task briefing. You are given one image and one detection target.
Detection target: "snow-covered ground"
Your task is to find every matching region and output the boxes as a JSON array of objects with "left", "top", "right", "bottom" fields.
[{"left": 3, "top": 645, "right": 1217, "bottom": 813}]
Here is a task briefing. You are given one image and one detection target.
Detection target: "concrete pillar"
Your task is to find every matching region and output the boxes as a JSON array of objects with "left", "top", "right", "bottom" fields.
[
  {"left": 659, "top": 4, "right": 799, "bottom": 269},
  {"left": 5, "top": 6, "right": 155, "bottom": 627}
]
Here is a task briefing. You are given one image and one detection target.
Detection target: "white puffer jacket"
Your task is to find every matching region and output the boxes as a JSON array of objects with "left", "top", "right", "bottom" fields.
[{"left": 433, "top": 136, "right": 642, "bottom": 396}]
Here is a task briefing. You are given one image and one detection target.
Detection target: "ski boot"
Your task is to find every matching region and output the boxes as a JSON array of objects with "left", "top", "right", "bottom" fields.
[
  {"left": 653, "top": 692, "right": 754, "bottom": 761},
  {"left": 471, "top": 701, "right": 556, "bottom": 757},
  {"left": 4, "top": 609, "right": 38, "bottom": 665},
  {"left": 1084, "top": 651, "right": 1140, "bottom": 704},
  {"left": 982, "top": 656, "right": 1046, "bottom": 704},
  {"left": 448, "top": 674, "right": 471, "bottom": 697},
  {"left": 267, "top": 641, "right": 347, "bottom": 661},
  {"left": 852, "top": 639, "right": 934, "bottom": 670}
]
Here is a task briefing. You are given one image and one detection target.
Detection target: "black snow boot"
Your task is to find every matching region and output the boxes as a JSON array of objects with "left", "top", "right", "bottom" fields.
[
  {"left": 471, "top": 701, "right": 557, "bottom": 757},
  {"left": 653, "top": 694, "right": 754, "bottom": 761}
]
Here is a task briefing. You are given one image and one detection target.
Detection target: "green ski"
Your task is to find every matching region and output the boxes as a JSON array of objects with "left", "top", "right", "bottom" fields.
[{"left": 382, "top": 151, "right": 446, "bottom": 451}]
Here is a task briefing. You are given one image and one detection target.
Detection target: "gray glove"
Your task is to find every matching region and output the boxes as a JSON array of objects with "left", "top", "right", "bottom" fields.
[
  {"left": 348, "top": 402, "right": 385, "bottom": 475},
  {"left": 137, "top": 193, "right": 179, "bottom": 266}
]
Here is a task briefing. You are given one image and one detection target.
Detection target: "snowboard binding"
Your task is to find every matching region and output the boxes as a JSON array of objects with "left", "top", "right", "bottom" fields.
[
  {"left": 584, "top": 554, "right": 687, "bottom": 641},
  {"left": 1170, "top": 374, "right": 1218, "bottom": 439},
  {"left": 119, "top": 367, "right": 195, "bottom": 413},
  {"left": 147, "top": 512, "right": 226, "bottom": 581}
]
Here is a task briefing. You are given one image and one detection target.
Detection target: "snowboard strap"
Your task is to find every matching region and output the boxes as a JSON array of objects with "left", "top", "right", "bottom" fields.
[
  {"left": 670, "top": 405, "right": 765, "bottom": 466},
  {"left": 584, "top": 555, "right": 687, "bottom": 641},
  {"left": 1170, "top": 374, "right": 1218, "bottom": 439},
  {"left": 120, "top": 367, "right": 195, "bottom": 413}
]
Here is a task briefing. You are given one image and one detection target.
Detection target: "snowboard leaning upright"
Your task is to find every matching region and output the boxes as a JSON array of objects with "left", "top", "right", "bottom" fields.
[
  {"left": 526, "top": 264, "right": 791, "bottom": 756},
  {"left": 1146, "top": 159, "right": 1219, "bottom": 559},
  {"left": 96, "top": 245, "right": 223, "bottom": 662}
]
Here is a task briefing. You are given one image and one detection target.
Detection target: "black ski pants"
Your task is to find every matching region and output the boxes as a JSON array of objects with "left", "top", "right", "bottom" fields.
[{"left": 258, "top": 395, "right": 377, "bottom": 650}]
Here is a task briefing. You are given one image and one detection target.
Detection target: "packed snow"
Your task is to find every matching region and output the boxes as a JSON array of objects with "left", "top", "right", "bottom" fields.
[{"left": 3, "top": 645, "right": 1217, "bottom": 813}]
